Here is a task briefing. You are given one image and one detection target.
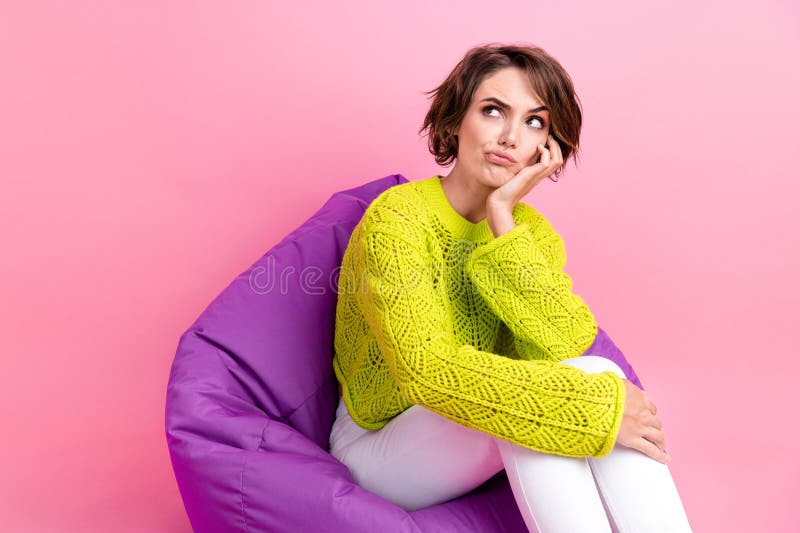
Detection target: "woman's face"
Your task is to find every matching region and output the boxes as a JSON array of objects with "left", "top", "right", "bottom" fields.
[{"left": 453, "top": 66, "right": 551, "bottom": 188}]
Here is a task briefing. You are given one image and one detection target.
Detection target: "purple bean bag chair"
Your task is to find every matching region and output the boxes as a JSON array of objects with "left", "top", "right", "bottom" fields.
[{"left": 164, "top": 173, "right": 643, "bottom": 532}]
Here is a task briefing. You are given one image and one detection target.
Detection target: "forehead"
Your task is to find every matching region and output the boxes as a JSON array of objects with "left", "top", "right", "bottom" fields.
[{"left": 473, "top": 68, "right": 545, "bottom": 109}]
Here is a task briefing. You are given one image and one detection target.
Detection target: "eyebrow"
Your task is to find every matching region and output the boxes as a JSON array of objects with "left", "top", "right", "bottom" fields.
[{"left": 480, "top": 97, "right": 548, "bottom": 114}]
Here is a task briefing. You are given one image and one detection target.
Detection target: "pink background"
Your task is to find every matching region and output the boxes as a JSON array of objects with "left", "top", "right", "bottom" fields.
[{"left": 1, "top": 2, "right": 798, "bottom": 531}]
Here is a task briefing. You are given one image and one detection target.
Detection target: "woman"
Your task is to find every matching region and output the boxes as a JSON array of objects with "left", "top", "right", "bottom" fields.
[{"left": 329, "top": 43, "right": 693, "bottom": 532}]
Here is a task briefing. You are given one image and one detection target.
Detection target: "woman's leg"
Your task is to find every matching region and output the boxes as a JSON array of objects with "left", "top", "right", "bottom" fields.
[
  {"left": 495, "top": 436, "right": 612, "bottom": 532},
  {"left": 330, "top": 395, "right": 613, "bottom": 531},
  {"left": 491, "top": 356, "right": 619, "bottom": 532},
  {"left": 560, "top": 356, "right": 693, "bottom": 532},
  {"left": 496, "top": 355, "right": 691, "bottom": 532},
  {"left": 329, "top": 395, "right": 505, "bottom": 511},
  {"left": 329, "top": 356, "right": 692, "bottom": 532}
]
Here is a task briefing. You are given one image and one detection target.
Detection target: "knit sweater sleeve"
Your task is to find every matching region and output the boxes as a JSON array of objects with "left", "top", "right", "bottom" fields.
[
  {"left": 465, "top": 207, "right": 598, "bottom": 362},
  {"left": 358, "top": 221, "right": 625, "bottom": 458}
]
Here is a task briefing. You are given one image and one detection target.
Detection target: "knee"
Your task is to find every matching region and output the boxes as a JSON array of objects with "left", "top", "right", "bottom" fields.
[{"left": 558, "top": 355, "right": 626, "bottom": 380}]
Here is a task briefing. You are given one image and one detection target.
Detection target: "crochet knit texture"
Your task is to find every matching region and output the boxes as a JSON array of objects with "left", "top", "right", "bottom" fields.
[{"left": 332, "top": 175, "right": 626, "bottom": 458}]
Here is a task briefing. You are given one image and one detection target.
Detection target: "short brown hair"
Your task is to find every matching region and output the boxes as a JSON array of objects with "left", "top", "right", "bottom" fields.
[{"left": 419, "top": 43, "right": 583, "bottom": 181}]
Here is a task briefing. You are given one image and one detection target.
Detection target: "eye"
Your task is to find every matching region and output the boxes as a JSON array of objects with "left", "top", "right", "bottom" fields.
[
  {"left": 483, "top": 105, "right": 546, "bottom": 130},
  {"left": 482, "top": 105, "right": 501, "bottom": 117},
  {"left": 527, "top": 116, "right": 545, "bottom": 129}
]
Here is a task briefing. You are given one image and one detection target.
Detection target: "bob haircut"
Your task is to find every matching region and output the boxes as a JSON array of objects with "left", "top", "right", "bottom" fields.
[{"left": 419, "top": 43, "right": 583, "bottom": 182}]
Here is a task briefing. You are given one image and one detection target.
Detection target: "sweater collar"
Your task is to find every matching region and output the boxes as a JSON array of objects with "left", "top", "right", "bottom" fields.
[{"left": 420, "top": 175, "right": 495, "bottom": 242}]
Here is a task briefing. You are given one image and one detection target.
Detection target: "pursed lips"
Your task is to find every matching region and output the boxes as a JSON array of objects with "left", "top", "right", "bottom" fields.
[{"left": 486, "top": 150, "right": 516, "bottom": 166}]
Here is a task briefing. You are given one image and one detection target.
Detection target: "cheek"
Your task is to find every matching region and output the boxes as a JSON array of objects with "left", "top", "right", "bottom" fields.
[
  {"left": 521, "top": 147, "right": 537, "bottom": 165},
  {"left": 526, "top": 134, "right": 549, "bottom": 161},
  {"left": 459, "top": 117, "right": 490, "bottom": 145},
  {"left": 456, "top": 131, "right": 482, "bottom": 159}
]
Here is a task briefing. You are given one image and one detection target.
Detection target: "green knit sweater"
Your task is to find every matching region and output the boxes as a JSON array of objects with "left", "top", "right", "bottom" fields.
[{"left": 332, "top": 175, "right": 626, "bottom": 458}]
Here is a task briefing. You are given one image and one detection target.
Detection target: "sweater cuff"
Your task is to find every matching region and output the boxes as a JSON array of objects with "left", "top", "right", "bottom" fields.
[{"left": 594, "top": 371, "right": 627, "bottom": 458}]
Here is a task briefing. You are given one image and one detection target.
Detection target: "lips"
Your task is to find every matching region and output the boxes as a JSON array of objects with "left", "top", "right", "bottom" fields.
[{"left": 486, "top": 151, "right": 516, "bottom": 166}]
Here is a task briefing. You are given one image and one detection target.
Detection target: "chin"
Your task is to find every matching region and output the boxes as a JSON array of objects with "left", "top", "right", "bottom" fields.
[{"left": 487, "top": 167, "right": 514, "bottom": 183}]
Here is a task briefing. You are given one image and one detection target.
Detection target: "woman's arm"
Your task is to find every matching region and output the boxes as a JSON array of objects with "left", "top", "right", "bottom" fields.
[
  {"left": 357, "top": 217, "right": 625, "bottom": 458},
  {"left": 471, "top": 134, "right": 598, "bottom": 361},
  {"left": 465, "top": 208, "right": 598, "bottom": 362},
  {"left": 480, "top": 205, "right": 646, "bottom": 390}
]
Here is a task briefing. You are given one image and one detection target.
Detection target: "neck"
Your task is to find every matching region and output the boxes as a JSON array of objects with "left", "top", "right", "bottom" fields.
[{"left": 440, "top": 163, "right": 493, "bottom": 223}]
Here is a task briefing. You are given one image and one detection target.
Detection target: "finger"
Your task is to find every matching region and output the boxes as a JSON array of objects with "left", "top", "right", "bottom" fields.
[
  {"left": 635, "top": 436, "right": 670, "bottom": 464},
  {"left": 544, "top": 137, "right": 562, "bottom": 177},
  {"left": 641, "top": 425, "right": 666, "bottom": 452},
  {"left": 546, "top": 135, "right": 562, "bottom": 167},
  {"left": 647, "top": 413, "right": 663, "bottom": 430},
  {"left": 517, "top": 164, "right": 550, "bottom": 195},
  {"left": 509, "top": 165, "right": 546, "bottom": 199},
  {"left": 547, "top": 157, "right": 561, "bottom": 177},
  {"left": 548, "top": 135, "right": 564, "bottom": 164},
  {"left": 538, "top": 143, "right": 550, "bottom": 166}
]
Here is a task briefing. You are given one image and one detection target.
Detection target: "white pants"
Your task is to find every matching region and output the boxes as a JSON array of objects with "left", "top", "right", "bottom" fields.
[{"left": 329, "top": 356, "right": 693, "bottom": 533}]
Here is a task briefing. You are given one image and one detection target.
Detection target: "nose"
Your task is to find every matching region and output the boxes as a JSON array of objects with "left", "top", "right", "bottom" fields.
[{"left": 499, "top": 123, "right": 518, "bottom": 148}]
